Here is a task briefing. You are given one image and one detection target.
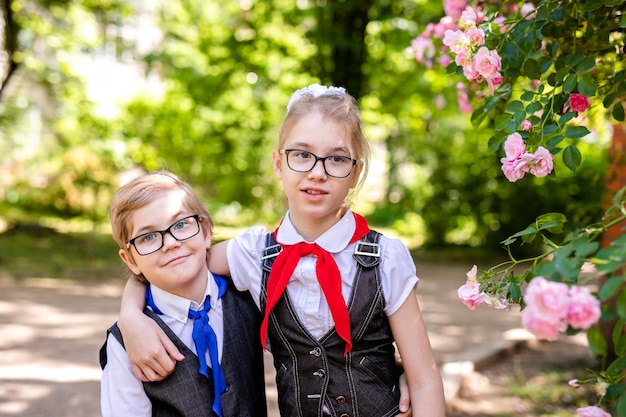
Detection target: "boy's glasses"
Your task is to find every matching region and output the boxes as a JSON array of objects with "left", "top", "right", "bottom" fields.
[
  {"left": 280, "top": 149, "right": 357, "bottom": 178},
  {"left": 126, "top": 215, "right": 201, "bottom": 256}
]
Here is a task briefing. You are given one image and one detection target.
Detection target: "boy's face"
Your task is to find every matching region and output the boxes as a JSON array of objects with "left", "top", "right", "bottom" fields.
[{"left": 119, "top": 189, "right": 211, "bottom": 302}]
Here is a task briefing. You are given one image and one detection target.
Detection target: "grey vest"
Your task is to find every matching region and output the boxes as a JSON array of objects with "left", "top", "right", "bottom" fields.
[
  {"left": 261, "top": 231, "right": 400, "bottom": 417},
  {"left": 100, "top": 282, "right": 267, "bottom": 417}
]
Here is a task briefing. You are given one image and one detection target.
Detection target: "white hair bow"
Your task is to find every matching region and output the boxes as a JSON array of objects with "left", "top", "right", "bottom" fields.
[{"left": 286, "top": 83, "right": 346, "bottom": 112}]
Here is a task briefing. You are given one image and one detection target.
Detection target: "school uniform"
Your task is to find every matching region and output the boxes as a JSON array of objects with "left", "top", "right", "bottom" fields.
[
  {"left": 227, "top": 209, "right": 418, "bottom": 417},
  {"left": 99, "top": 272, "right": 266, "bottom": 417}
]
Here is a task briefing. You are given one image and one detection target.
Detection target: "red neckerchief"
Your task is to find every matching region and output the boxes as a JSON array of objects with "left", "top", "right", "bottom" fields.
[{"left": 260, "top": 212, "right": 370, "bottom": 356}]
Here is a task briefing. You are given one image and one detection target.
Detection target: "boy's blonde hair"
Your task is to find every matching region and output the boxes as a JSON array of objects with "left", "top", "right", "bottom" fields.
[
  {"left": 278, "top": 86, "right": 371, "bottom": 192},
  {"left": 109, "top": 171, "right": 213, "bottom": 282}
]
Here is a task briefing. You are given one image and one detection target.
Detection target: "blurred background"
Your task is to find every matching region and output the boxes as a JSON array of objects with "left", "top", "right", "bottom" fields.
[
  {"left": 0, "top": 0, "right": 609, "bottom": 258},
  {"left": 0, "top": 1, "right": 617, "bottom": 416}
]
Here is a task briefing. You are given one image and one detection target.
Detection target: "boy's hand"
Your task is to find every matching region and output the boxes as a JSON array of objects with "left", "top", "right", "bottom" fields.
[
  {"left": 395, "top": 372, "right": 413, "bottom": 416},
  {"left": 118, "top": 309, "right": 184, "bottom": 381}
]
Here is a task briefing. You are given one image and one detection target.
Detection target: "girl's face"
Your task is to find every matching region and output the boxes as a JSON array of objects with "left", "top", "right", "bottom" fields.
[
  {"left": 119, "top": 189, "right": 211, "bottom": 303},
  {"left": 273, "top": 111, "right": 360, "bottom": 239}
]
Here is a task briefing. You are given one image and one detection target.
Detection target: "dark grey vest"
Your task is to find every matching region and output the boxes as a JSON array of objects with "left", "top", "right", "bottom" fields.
[
  {"left": 261, "top": 231, "right": 400, "bottom": 417},
  {"left": 100, "top": 282, "right": 267, "bottom": 417}
]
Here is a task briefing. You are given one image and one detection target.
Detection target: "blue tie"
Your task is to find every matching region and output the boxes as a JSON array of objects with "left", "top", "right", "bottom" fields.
[{"left": 145, "top": 275, "right": 228, "bottom": 417}]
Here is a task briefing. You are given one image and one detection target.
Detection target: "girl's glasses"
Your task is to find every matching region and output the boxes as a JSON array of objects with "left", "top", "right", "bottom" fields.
[{"left": 281, "top": 149, "right": 356, "bottom": 178}]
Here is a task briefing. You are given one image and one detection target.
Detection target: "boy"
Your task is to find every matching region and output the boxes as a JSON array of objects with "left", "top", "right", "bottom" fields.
[{"left": 100, "top": 171, "right": 266, "bottom": 417}]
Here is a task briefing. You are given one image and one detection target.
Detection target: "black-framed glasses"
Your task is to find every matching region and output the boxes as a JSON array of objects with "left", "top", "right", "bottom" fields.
[
  {"left": 280, "top": 149, "right": 357, "bottom": 178},
  {"left": 126, "top": 215, "right": 201, "bottom": 256}
]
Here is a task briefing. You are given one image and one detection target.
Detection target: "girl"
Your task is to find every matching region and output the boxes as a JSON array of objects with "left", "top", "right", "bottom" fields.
[{"left": 119, "top": 84, "right": 445, "bottom": 417}]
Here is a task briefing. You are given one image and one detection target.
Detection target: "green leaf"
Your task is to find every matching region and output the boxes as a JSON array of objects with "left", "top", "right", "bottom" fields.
[
  {"left": 507, "top": 283, "right": 522, "bottom": 303},
  {"left": 613, "top": 102, "right": 625, "bottom": 122},
  {"left": 564, "top": 126, "right": 590, "bottom": 139},
  {"left": 563, "top": 145, "right": 582, "bottom": 171},
  {"left": 520, "top": 91, "right": 535, "bottom": 101},
  {"left": 562, "top": 74, "right": 577, "bottom": 93},
  {"left": 495, "top": 114, "right": 511, "bottom": 131},
  {"left": 471, "top": 106, "right": 488, "bottom": 127},
  {"left": 582, "top": 0, "right": 604, "bottom": 11},
  {"left": 526, "top": 102, "right": 543, "bottom": 114},
  {"left": 558, "top": 111, "right": 576, "bottom": 126},
  {"left": 484, "top": 95, "right": 500, "bottom": 113},
  {"left": 564, "top": 53, "right": 585, "bottom": 67},
  {"left": 613, "top": 318, "right": 625, "bottom": 345},
  {"left": 488, "top": 133, "right": 507, "bottom": 153},
  {"left": 536, "top": 212, "right": 567, "bottom": 233},
  {"left": 604, "top": 92, "right": 617, "bottom": 108},
  {"left": 599, "top": 276, "right": 625, "bottom": 300},
  {"left": 618, "top": 290, "right": 626, "bottom": 320},
  {"left": 500, "top": 225, "right": 539, "bottom": 245},
  {"left": 547, "top": 135, "right": 565, "bottom": 148},
  {"left": 607, "top": 356, "right": 626, "bottom": 377},
  {"left": 506, "top": 100, "right": 525, "bottom": 113},
  {"left": 576, "top": 56, "right": 596, "bottom": 73},
  {"left": 617, "top": 393, "right": 626, "bottom": 417},
  {"left": 574, "top": 240, "right": 599, "bottom": 258},
  {"left": 615, "top": 336, "right": 626, "bottom": 358},
  {"left": 542, "top": 124, "right": 559, "bottom": 135},
  {"left": 578, "top": 76, "right": 597, "bottom": 96},
  {"left": 587, "top": 326, "right": 607, "bottom": 356},
  {"left": 523, "top": 59, "right": 542, "bottom": 80}
]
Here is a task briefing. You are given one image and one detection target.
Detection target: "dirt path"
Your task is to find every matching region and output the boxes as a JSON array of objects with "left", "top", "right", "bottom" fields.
[{"left": 0, "top": 258, "right": 545, "bottom": 417}]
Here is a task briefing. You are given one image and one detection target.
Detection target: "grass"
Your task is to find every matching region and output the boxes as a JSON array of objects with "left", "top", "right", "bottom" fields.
[
  {"left": 0, "top": 226, "right": 124, "bottom": 282},
  {"left": 505, "top": 353, "right": 601, "bottom": 416}
]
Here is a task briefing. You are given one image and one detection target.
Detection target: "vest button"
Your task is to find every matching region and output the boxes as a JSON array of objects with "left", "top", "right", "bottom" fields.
[
  {"left": 335, "top": 395, "right": 346, "bottom": 404},
  {"left": 309, "top": 347, "right": 322, "bottom": 356},
  {"left": 312, "top": 369, "right": 326, "bottom": 378}
]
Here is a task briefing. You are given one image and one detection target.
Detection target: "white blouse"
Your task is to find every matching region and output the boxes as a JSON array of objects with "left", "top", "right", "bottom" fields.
[{"left": 226, "top": 210, "right": 418, "bottom": 339}]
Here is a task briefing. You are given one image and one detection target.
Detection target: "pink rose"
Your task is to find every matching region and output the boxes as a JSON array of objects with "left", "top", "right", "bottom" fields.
[
  {"left": 520, "top": 2, "right": 537, "bottom": 19},
  {"left": 465, "top": 27, "right": 485, "bottom": 47},
  {"left": 438, "top": 53, "right": 452, "bottom": 67},
  {"left": 529, "top": 146, "right": 554, "bottom": 177},
  {"left": 521, "top": 120, "right": 532, "bottom": 131},
  {"left": 577, "top": 406, "right": 611, "bottom": 417},
  {"left": 570, "top": 93, "right": 590, "bottom": 112},
  {"left": 521, "top": 311, "right": 566, "bottom": 341},
  {"left": 503, "top": 132, "right": 525, "bottom": 159},
  {"left": 457, "top": 89, "right": 473, "bottom": 113},
  {"left": 524, "top": 276, "right": 569, "bottom": 319},
  {"left": 433, "top": 16, "right": 457, "bottom": 38},
  {"left": 459, "top": 8, "right": 477, "bottom": 28},
  {"left": 500, "top": 155, "right": 530, "bottom": 182},
  {"left": 457, "top": 265, "right": 487, "bottom": 309},
  {"left": 443, "top": 0, "right": 468, "bottom": 20},
  {"left": 521, "top": 276, "right": 570, "bottom": 340},
  {"left": 443, "top": 29, "right": 471, "bottom": 55},
  {"left": 410, "top": 36, "right": 436, "bottom": 67},
  {"left": 457, "top": 281, "right": 486, "bottom": 310},
  {"left": 567, "top": 286, "right": 601, "bottom": 330},
  {"left": 473, "top": 47, "right": 501, "bottom": 79}
]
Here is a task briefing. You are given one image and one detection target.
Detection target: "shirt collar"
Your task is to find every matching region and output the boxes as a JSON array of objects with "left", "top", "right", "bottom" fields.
[
  {"left": 149, "top": 271, "right": 215, "bottom": 323},
  {"left": 276, "top": 209, "right": 355, "bottom": 253}
]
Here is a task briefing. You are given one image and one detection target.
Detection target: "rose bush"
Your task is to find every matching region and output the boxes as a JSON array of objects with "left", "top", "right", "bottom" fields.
[{"left": 411, "top": 0, "right": 625, "bottom": 415}]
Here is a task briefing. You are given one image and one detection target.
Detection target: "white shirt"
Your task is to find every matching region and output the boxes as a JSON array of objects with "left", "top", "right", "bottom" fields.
[
  {"left": 227, "top": 209, "right": 418, "bottom": 339},
  {"left": 100, "top": 271, "right": 225, "bottom": 417}
]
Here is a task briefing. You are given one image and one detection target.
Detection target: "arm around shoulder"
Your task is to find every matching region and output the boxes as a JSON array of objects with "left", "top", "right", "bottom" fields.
[{"left": 118, "top": 277, "right": 184, "bottom": 381}]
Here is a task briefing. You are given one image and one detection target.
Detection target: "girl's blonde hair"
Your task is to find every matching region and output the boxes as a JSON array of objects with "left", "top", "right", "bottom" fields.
[
  {"left": 278, "top": 85, "right": 371, "bottom": 192},
  {"left": 109, "top": 170, "right": 213, "bottom": 282}
]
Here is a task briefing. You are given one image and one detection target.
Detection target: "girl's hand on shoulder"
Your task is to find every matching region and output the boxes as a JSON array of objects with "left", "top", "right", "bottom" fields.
[
  {"left": 395, "top": 372, "right": 413, "bottom": 416},
  {"left": 118, "top": 309, "right": 184, "bottom": 381}
]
